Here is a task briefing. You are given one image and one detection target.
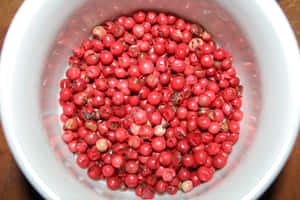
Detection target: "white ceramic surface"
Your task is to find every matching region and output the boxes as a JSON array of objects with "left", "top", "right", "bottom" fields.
[{"left": 1, "top": 0, "right": 300, "bottom": 199}]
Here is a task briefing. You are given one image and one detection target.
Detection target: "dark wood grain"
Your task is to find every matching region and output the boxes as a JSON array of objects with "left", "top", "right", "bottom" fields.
[{"left": 0, "top": 0, "right": 299, "bottom": 199}]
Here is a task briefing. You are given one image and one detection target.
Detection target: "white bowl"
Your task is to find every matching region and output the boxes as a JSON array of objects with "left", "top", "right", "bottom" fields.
[{"left": 1, "top": 0, "right": 300, "bottom": 199}]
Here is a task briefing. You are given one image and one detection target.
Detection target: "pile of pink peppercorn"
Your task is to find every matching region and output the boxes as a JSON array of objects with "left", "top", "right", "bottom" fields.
[{"left": 59, "top": 10, "right": 243, "bottom": 199}]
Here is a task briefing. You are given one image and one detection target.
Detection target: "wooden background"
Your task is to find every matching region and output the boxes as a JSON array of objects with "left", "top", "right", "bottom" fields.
[{"left": 0, "top": 0, "right": 299, "bottom": 199}]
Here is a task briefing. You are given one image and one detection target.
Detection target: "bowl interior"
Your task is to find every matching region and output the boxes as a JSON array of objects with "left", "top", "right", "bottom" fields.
[{"left": 1, "top": 0, "right": 300, "bottom": 200}]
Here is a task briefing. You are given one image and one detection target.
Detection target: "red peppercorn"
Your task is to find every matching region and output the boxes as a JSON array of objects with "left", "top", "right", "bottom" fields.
[
  {"left": 171, "top": 76, "right": 185, "bottom": 90},
  {"left": 214, "top": 48, "right": 226, "bottom": 60},
  {"left": 100, "top": 50, "right": 113, "bottom": 64},
  {"left": 102, "top": 164, "right": 115, "bottom": 177},
  {"left": 213, "top": 155, "right": 227, "bottom": 168},
  {"left": 194, "top": 150, "right": 207, "bottom": 165},
  {"left": 175, "top": 18, "right": 185, "bottom": 30},
  {"left": 102, "top": 33, "right": 115, "bottom": 47},
  {"left": 171, "top": 59, "right": 185, "bottom": 73},
  {"left": 67, "top": 140, "right": 78, "bottom": 153},
  {"left": 206, "top": 142, "right": 220, "bottom": 155},
  {"left": 115, "top": 128, "right": 129, "bottom": 142},
  {"left": 182, "top": 30, "right": 192, "bottom": 43},
  {"left": 111, "top": 91, "right": 124, "bottom": 105},
  {"left": 63, "top": 103, "right": 76, "bottom": 117},
  {"left": 139, "top": 143, "right": 152, "bottom": 156},
  {"left": 87, "top": 146, "right": 101, "bottom": 161},
  {"left": 133, "top": 24, "right": 145, "bottom": 38},
  {"left": 151, "top": 136, "right": 166, "bottom": 152},
  {"left": 166, "top": 137, "right": 177, "bottom": 148},
  {"left": 93, "top": 25, "right": 106, "bottom": 40},
  {"left": 124, "top": 160, "right": 139, "bottom": 174},
  {"left": 145, "top": 11, "right": 156, "bottom": 24},
  {"left": 139, "top": 59, "right": 154, "bottom": 75},
  {"left": 135, "top": 185, "right": 143, "bottom": 196},
  {"left": 222, "top": 102, "right": 233, "bottom": 116},
  {"left": 155, "top": 180, "right": 167, "bottom": 193},
  {"left": 87, "top": 165, "right": 101, "bottom": 180},
  {"left": 141, "top": 185, "right": 155, "bottom": 199},
  {"left": 178, "top": 168, "right": 191, "bottom": 181},
  {"left": 232, "top": 110, "right": 243, "bottom": 121},
  {"left": 218, "top": 150, "right": 229, "bottom": 160},
  {"left": 76, "top": 141, "right": 88, "bottom": 153},
  {"left": 111, "top": 41, "right": 124, "bottom": 56},
  {"left": 201, "top": 132, "right": 214, "bottom": 144},
  {"left": 66, "top": 67, "right": 81, "bottom": 80},
  {"left": 60, "top": 88, "right": 72, "bottom": 101},
  {"left": 134, "top": 11, "right": 146, "bottom": 23},
  {"left": 128, "top": 135, "right": 141, "bottom": 149},
  {"left": 167, "top": 14, "right": 177, "bottom": 24},
  {"left": 159, "top": 151, "right": 172, "bottom": 166},
  {"left": 93, "top": 39, "right": 104, "bottom": 52},
  {"left": 102, "top": 153, "right": 112, "bottom": 164},
  {"left": 112, "top": 24, "right": 125, "bottom": 37},
  {"left": 112, "top": 142, "right": 127, "bottom": 155},
  {"left": 125, "top": 174, "right": 138, "bottom": 188},
  {"left": 201, "top": 55, "right": 214, "bottom": 68},
  {"left": 60, "top": 79, "right": 70, "bottom": 88},
  {"left": 162, "top": 168, "right": 176, "bottom": 182},
  {"left": 76, "top": 153, "right": 89, "bottom": 168},
  {"left": 222, "top": 141, "right": 233, "bottom": 153},
  {"left": 176, "top": 107, "right": 188, "bottom": 120},
  {"left": 145, "top": 157, "right": 158, "bottom": 170},
  {"left": 197, "top": 166, "right": 213, "bottom": 182},
  {"left": 228, "top": 120, "right": 240, "bottom": 133},
  {"left": 197, "top": 116, "right": 211, "bottom": 130},
  {"left": 232, "top": 98, "right": 242, "bottom": 109},
  {"left": 73, "top": 46, "right": 85, "bottom": 58},
  {"left": 190, "top": 171, "right": 201, "bottom": 186},
  {"left": 176, "top": 140, "right": 190, "bottom": 153},
  {"left": 147, "top": 91, "right": 161, "bottom": 106},
  {"left": 139, "top": 125, "right": 154, "bottom": 139},
  {"left": 107, "top": 176, "right": 121, "bottom": 190},
  {"left": 199, "top": 94, "right": 212, "bottom": 106},
  {"left": 187, "top": 100, "right": 199, "bottom": 111},
  {"left": 61, "top": 131, "right": 74, "bottom": 143},
  {"left": 133, "top": 110, "right": 147, "bottom": 125},
  {"left": 81, "top": 38, "right": 93, "bottom": 50},
  {"left": 111, "top": 154, "right": 124, "bottom": 168},
  {"left": 182, "top": 154, "right": 195, "bottom": 167},
  {"left": 223, "top": 88, "right": 236, "bottom": 101},
  {"left": 208, "top": 122, "right": 221, "bottom": 134},
  {"left": 167, "top": 185, "right": 178, "bottom": 195}
]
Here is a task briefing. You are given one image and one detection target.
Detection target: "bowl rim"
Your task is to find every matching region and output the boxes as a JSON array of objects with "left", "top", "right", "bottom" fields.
[{"left": 1, "top": 0, "right": 300, "bottom": 200}]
